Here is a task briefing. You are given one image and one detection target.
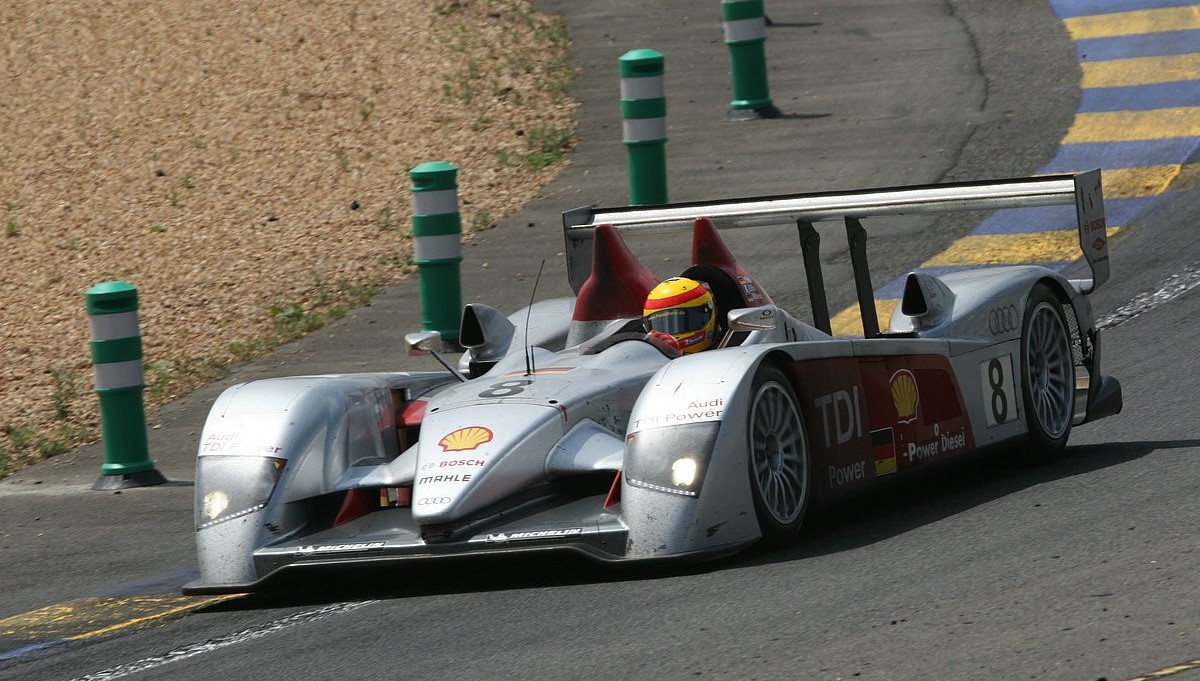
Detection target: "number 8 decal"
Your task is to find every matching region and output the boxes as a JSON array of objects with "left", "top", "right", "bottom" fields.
[
  {"left": 981, "top": 354, "right": 1017, "bottom": 427},
  {"left": 988, "top": 358, "right": 1008, "bottom": 422},
  {"left": 479, "top": 379, "right": 532, "bottom": 399}
]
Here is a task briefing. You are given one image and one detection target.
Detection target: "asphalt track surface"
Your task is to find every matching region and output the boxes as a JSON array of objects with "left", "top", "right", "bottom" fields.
[{"left": 3, "top": 0, "right": 1200, "bottom": 679}]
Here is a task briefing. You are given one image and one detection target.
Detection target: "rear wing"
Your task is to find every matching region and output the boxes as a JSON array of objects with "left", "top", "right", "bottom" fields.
[{"left": 562, "top": 170, "right": 1109, "bottom": 337}]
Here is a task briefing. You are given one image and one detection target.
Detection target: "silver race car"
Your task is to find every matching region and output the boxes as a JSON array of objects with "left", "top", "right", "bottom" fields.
[{"left": 185, "top": 171, "right": 1121, "bottom": 594}]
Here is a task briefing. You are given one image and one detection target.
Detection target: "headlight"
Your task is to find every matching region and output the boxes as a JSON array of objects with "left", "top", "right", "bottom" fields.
[
  {"left": 671, "top": 457, "right": 699, "bottom": 487},
  {"left": 195, "top": 456, "right": 285, "bottom": 530},
  {"left": 625, "top": 423, "right": 719, "bottom": 497}
]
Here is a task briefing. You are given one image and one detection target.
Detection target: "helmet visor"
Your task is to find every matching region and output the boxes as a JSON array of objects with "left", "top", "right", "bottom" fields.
[{"left": 645, "top": 304, "right": 713, "bottom": 336}]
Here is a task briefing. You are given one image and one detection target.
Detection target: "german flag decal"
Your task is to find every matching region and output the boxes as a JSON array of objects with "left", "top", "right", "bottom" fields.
[{"left": 872, "top": 427, "right": 897, "bottom": 476}]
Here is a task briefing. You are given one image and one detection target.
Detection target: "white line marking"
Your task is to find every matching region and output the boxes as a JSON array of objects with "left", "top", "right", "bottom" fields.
[
  {"left": 69, "top": 600, "right": 376, "bottom": 681},
  {"left": 1098, "top": 263, "right": 1200, "bottom": 330}
]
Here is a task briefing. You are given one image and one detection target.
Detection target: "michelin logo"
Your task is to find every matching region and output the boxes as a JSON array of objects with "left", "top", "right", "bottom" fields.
[
  {"left": 296, "top": 541, "right": 386, "bottom": 555},
  {"left": 485, "top": 528, "right": 583, "bottom": 543}
]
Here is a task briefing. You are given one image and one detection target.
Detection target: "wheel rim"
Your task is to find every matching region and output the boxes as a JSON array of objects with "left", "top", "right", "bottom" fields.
[
  {"left": 1025, "top": 302, "right": 1073, "bottom": 439},
  {"left": 749, "top": 382, "right": 808, "bottom": 524}
]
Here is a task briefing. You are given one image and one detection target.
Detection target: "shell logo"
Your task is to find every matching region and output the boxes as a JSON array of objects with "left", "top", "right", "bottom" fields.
[
  {"left": 438, "top": 426, "right": 494, "bottom": 452},
  {"left": 890, "top": 369, "right": 920, "bottom": 424}
]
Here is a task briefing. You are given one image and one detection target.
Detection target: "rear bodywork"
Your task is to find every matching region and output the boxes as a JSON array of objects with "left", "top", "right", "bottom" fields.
[{"left": 187, "top": 172, "right": 1120, "bottom": 594}]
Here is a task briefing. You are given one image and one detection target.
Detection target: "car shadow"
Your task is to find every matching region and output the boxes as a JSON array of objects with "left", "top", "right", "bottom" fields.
[
  {"left": 747, "top": 437, "right": 1200, "bottom": 566},
  {"left": 201, "top": 551, "right": 734, "bottom": 613},
  {"left": 200, "top": 438, "right": 1196, "bottom": 612}
]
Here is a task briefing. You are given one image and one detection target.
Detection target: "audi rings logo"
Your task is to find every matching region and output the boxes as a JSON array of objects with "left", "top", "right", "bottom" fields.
[
  {"left": 417, "top": 497, "right": 451, "bottom": 506},
  {"left": 988, "top": 305, "right": 1019, "bottom": 335}
]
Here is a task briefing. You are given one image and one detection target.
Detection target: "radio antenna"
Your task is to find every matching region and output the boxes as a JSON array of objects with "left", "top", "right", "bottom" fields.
[{"left": 525, "top": 259, "right": 546, "bottom": 376}]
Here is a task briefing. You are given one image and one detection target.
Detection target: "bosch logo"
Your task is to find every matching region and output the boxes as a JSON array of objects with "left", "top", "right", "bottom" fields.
[
  {"left": 417, "top": 497, "right": 451, "bottom": 505},
  {"left": 988, "top": 305, "right": 1019, "bottom": 335}
]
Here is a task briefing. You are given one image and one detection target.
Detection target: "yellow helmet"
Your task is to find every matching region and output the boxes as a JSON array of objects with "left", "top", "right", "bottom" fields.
[{"left": 643, "top": 277, "right": 716, "bottom": 354}]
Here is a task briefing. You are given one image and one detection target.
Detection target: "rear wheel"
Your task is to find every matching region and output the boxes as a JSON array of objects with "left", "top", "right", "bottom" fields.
[
  {"left": 1020, "top": 284, "right": 1075, "bottom": 460},
  {"left": 747, "top": 363, "right": 811, "bottom": 545}
]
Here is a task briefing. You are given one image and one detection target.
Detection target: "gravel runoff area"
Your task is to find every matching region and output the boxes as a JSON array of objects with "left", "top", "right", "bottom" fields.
[{"left": 0, "top": 0, "right": 576, "bottom": 476}]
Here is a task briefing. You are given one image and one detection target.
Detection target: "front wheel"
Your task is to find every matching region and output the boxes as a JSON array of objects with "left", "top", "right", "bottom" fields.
[
  {"left": 747, "top": 363, "right": 811, "bottom": 545},
  {"left": 1020, "top": 284, "right": 1075, "bottom": 461}
]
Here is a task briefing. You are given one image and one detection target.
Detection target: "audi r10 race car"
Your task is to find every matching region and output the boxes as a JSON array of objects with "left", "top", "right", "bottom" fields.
[{"left": 186, "top": 171, "right": 1121, "bottom": 594}]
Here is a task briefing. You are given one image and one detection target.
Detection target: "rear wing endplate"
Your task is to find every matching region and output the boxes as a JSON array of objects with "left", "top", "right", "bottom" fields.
[{"left": 563, "top": 171, "right": 1109, "bottom": 335}]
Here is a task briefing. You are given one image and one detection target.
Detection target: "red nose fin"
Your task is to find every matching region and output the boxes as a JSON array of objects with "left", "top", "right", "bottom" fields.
[
  {"left": 572, "top": 224, "right": 659, "bottom": 321},
  {"left": 690, "top": 217, "right": 771, "bottom": 306}
]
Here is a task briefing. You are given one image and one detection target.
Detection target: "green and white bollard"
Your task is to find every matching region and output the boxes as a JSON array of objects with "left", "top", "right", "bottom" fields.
[
  {"left": 619, "top": 48, "right": 668, "bottom": 206},
  {"left": 722, "top": 0, "right": 782, "bottom": 121},
  {"left": 409, "top": 161, "right": 463, "bottom": 349},
  {"left": 86, "top": 281, "right": 166, "bottom": 490}
]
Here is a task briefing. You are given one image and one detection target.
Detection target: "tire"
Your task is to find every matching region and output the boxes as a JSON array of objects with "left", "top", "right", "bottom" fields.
[
  {"left": 747, "top": 363, "right": 811, "bottom": 545},
  {"left": 1019, "top": 284, "right": 1075, "bottom": 460}
]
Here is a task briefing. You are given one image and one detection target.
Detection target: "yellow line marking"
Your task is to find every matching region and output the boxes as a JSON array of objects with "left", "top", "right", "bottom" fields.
[
  {"left": 948, "top": 226, "right": 1121, "bottom": 265},
  {"left": 1082, "top": 53, "right": 1200, "bottom": 88},
  {"left": 1124, "top": 657, "right": 1200, "bottom": 680},
  {"left": 1104, "top": 165, "right": 1189, "bottom": 198},
  {"left": 1063, "top": 107, "right": 1200, "bottom": 143},
  {"left": 1038, "top": 165, "right": 1194, "bottom": 198},
  {"left": 925, "top": 231, "right": 1085, "bottom": 266},
  {"left": 1064, "top": 6, "right": 1200, "bottom": 40},
  {"left": 0, "top": 595, "right": 237, "bottom": 641},
  {"left": 830, "top": 298, "right": 899, "bottom": 337},
  {"left": 67, "top": 596, "right": 236, "bottom": 640},
  {"left": 923, "top": 228, "right": 1123, "bottom": 267}
]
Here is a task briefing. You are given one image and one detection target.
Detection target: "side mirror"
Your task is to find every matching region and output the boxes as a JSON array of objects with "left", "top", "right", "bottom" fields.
[
  {"left": 405, "top": 331, "right": 443, "bottom": 356},
  {"left": 727, "top": 306, "right": 778, "bottom": 332},
  {"left": 404, "top": 331, "right": 467, "bottom": 382},
  {"left": 718, "top": 306, "right": 778, "bottom": 349}
]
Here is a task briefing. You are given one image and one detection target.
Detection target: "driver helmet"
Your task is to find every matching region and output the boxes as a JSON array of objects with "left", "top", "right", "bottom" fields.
[{"left": 643, "top": 277, "right": 716, "bottom": 354}]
